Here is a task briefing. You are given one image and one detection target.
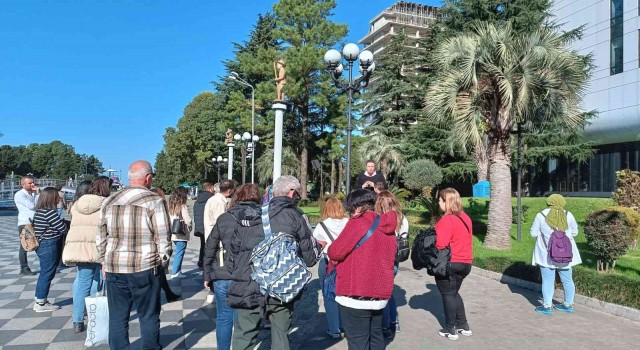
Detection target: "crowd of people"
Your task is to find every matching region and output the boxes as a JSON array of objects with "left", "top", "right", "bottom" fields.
[{"left": 12, "top": 159, "right": 582, "bottom": 349}]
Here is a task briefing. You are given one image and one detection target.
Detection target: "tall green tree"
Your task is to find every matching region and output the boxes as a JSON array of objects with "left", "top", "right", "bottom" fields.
[
  {"left": 154, "top": 92, "right": 231, "bottom": 190},
  {"left": 426, "top": 23, "right": 590, "bottom": 249},
  {"left": 273, "top": 0, "right": 347, "bottom": 198}
]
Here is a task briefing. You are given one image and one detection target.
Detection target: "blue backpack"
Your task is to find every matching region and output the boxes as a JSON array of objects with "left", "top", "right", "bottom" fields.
[{"left": 250, "top": 203, "right": 312, "bottom": 303}]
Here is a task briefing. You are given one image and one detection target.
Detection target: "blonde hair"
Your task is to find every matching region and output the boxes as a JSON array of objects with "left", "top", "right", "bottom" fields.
[
  {"left": 321, "top": 196, "right": 348, "bottom": 220},
  {"left": 375, "top": 190, "right": 403, "bottom": 231},
  {"left": 439, "top": 187, "right": 463, "bottom": 215}
]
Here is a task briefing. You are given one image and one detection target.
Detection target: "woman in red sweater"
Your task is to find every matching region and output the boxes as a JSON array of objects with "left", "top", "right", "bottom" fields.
[
  {"left": 327, "top": 189, "right": 397, "bottom": 350},
  {"left": 435, "top": 188, "right": 473, "bottom": 341}
]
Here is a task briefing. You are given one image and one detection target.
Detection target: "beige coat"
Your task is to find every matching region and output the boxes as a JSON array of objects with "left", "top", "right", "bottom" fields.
[
  {"left": 170, "top": 205, "right": 192, "bottom": 242},
  {"left": 62, "top": 194, "right": 106, "bottom": 265}
]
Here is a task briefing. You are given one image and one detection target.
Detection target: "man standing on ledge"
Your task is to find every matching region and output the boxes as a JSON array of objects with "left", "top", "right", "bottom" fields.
[
  {"left": 354, "top": 160, "right": 387, "bottom": 191},
  {"left": 14, "top": 175, "right": 39, "bottom": 275},
  {"left": 97, "top": 160, "right": 172, "bottom": 350}
]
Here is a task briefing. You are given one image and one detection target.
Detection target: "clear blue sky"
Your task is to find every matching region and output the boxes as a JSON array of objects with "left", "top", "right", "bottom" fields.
[{"left": 0, "top": 0, "right": 441, "bottom": 182}]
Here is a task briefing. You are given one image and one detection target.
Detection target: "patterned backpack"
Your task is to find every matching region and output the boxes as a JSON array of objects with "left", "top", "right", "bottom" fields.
[{"left": 250, "top": 203, "right": 312, "bottom": 303}]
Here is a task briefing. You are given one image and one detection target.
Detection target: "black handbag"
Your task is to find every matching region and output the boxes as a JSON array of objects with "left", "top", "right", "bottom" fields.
[{"left": 171, "top": 212, "right": 189, "bottom": 237}]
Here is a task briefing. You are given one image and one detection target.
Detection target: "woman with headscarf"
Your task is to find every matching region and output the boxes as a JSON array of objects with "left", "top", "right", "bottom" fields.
[{"left": 531, "top": 194, "right": 582, "bottom": 315}]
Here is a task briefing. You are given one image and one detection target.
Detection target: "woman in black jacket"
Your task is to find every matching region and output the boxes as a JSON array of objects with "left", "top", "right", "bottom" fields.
[{"left": 204, "top": 184, "right": 261, "bottom": 350}]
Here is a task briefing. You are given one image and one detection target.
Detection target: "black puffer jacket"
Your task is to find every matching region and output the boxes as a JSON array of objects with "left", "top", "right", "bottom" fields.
[
  {"left": 203, "top": 201, "right": 247, "bottom": 282},
  {"left": 411, "top": 227, "right": 450, "bottom": 277},
  {"left": 226, "top": 196, "right": 321, "bottom": 309},
  {"left": 193, "top": 191, "right": 213, "bottom": 236}
]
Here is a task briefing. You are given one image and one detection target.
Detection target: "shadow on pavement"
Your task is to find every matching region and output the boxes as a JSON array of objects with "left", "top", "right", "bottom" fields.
[
  {"left": 501, "top": 262, "right": 541, "bottom": 307},
  {"left": 408, "top": 283, "right": 445, "bottom": 326}
]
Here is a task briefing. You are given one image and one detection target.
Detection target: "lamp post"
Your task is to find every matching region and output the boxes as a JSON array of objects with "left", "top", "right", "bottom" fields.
[
  {"left": 234, "top": 132, "right": 259, "bottom": 184},
  {"left": 324, "top": 44, "right": 375, "bottom": 194},
  {"left": 228, "top": 72, "right": 257, "bottom": 183},
  {"left": 212, "top": 156, "right": 227, "bottom": 183}
]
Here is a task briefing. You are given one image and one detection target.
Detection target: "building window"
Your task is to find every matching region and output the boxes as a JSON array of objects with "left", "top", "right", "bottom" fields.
[{"left": 611, "top": 0, "right": 624, "bottom": 75}]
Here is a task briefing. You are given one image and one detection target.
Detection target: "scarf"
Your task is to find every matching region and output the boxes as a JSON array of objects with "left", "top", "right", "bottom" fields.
[{"left": 545, "top": 194, "right": 568, "bottom": 231}]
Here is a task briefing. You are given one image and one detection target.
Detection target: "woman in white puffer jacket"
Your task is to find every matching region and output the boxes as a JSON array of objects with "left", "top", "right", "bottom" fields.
[{"left": 62, "top": 176, "right": 111, "bottom": 334}]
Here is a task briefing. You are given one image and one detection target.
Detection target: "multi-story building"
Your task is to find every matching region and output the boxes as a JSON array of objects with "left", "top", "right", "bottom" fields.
[
  {"left": 358, "top": 1, "right": 438, "bottom": 126},
  {"left": 359, "top": 1, "right": 437, "bottom": 56},
  {"left": 543, "top": 0, "right": 640, "bottom": 196}
]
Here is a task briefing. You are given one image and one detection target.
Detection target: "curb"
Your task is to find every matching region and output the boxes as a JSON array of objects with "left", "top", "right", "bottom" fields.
[{"left": 471, "top": 266, "right": 640, "bottom": 323}]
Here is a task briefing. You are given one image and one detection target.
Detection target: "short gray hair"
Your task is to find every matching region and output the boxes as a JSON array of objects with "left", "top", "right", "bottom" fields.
[
  {"left": 272, "top": 175, "right": 301, "bottom": 197},
  {"left": 128, "top": 160, "right": 153, "bottom": 180},
  {"left": 213, "top": 183, "right": 220, "bottom": 193}
]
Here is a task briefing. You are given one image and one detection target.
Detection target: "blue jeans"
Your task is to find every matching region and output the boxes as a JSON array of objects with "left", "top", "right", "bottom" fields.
[
  {"left": 72, "top": 263, "right": 103, "bottom": 323},
  {"left": 214, "top": 279, "right": 235, "bottom": 350},
  {"left": 319, "top": 257, "right": 341, "bottom": 335},
  {"left": 106, "top": 269, "right": 161, "bottom": 350},
  {"left": 382, "top": 263, "right": 399, "bottom": 328},
  {"left": 540, "top": 266, "right": 575, "bottom": 306},
  {"left": 172, "top": 241, "right": 187, "bottom": 274},
  {"left": 35, "top": 237, "right": 62, "bottom": 302}
]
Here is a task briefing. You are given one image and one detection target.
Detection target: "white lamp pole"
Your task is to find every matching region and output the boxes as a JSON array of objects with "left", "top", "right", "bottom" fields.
[{"left": 324, "top": 44, "right": 375, "bottom": 194}]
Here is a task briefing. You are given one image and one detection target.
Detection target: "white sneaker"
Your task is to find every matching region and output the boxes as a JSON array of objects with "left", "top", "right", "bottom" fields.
[
  {"left": 171, "top": 272, "right": 185, "bottom": 279},
  {"left": 205, "top": 293, "right": 215, "bottom": 304},
  {"left": 33, "top": 301, "right": 60, "bottom": 312}
]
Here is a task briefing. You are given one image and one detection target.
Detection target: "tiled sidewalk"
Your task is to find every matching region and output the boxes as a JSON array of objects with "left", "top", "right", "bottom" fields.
[{"left": 2, "top": 209, "right": 640, "bottom": 350}]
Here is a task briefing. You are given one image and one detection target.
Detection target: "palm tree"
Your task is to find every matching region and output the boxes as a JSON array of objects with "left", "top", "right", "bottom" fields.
[
  {"left": 426, "top": 22, "right": 590, "bottom": 250},
  {"left": 255, "top": 147, "right": 300, "bottom": 186},
  {"left": 358, "top": 133, "right": 404, "bottom": 180}
]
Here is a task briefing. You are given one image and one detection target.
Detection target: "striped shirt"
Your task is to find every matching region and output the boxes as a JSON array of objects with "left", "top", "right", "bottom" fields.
[
  {"left": 33, "top": 209, "right": 67, "bottom": 240},
  {"left": 97, "top": 186, "right": 171, "bottom": 274}
]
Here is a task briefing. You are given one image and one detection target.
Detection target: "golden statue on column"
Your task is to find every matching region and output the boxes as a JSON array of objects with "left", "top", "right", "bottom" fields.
[{"left": 274, "top": 58, "right": 286, "bottom": 101}]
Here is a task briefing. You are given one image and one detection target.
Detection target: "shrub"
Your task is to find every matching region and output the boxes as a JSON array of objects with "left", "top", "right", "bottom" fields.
[
  {"left": 401, "top": 159, "right": 443, "bottom": 191},
  {"left": 511, "top": 204, "right": 529, "bottom": 224},
  {"left": 584, "top": 208, "right": 635, "bottom": 272},
  {"left": 612, "top": 169, "right": 640, "bottom": 211}
]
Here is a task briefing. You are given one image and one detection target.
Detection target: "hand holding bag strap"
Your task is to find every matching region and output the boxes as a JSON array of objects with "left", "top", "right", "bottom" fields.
[{"left": 319, "top": 222, "right": 335, "bottom": 242}]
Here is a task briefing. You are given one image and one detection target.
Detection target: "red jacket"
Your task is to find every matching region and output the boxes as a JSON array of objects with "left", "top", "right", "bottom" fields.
[
  {"left": 435, "top": 212, "right": 473, "bottom": 264},
  {"left": 327, "top": 211, "right": 397, "bottom": 299}
]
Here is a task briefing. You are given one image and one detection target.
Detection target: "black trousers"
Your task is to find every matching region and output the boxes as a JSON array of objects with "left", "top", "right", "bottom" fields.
[
  {"left": 17, "top": 225, "right": 29, "bottom": 269},
  {"left": 197, "top": 234, "right": 205, "bottom": 266},
  {"left": 435, "top": 262, "right": 472, "bottom": 329},
  {"left": 339, "top": 305, "right": 385, "bottom": 350}
]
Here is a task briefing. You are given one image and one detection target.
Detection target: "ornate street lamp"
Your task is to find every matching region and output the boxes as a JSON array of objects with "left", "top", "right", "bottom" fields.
[
  {"left": 234, "top": 132, "right": 259, "bottom": 184},
  {"left": 324, "top": 43, "right": 375, "bottom": 194},
  {"left": 212, "top": 156, "right": 227, "bottom": 183}
]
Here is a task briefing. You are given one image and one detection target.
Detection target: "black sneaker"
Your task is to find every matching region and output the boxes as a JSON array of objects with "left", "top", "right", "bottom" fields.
[
  {"left": 74, "top": 322, "right": 85, "bottom": 333},
  {"left": 438, "top": 327, "right": 459, "bottom": 340},
  {"left": 20, "top": 267, "right": 36, "bottom": 276}
]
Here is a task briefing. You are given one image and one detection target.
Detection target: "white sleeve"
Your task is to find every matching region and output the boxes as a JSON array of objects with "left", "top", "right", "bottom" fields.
[
  {"left": 530, "top": 213, "right": 542, "bottom": 237},
  {"left": 567, "top": 211, "right": 579, "bottom": 237},
  {"left": 313, "top": 223, "right": 327, "bottom": 242},
  {"left": 399, "top": 216, "right": 409, "bottom": 234}
]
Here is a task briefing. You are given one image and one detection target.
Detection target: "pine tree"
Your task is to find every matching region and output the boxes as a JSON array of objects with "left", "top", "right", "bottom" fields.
[{"left": 272, "top": 0, "right": 347, "bottom": 198}]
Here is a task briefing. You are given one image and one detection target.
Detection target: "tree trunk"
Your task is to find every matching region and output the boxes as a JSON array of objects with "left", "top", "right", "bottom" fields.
[
  {"left": 380, "top": 157, "right": 389, "bottom": 179},
  {"left": 484, "top": 135, "right": 512, "bottom": 250},
  {"left": 474, "top": 141, "right": 489, "bottom": 182},
  {"left": 338, "top": 160, "right": 343, "bottom": 194},
  {"left": 330, "top": 158, "right": 336, "bottom": 194},
  {"left": 299, "top": 104, "right": 309, "bottom": 199}
]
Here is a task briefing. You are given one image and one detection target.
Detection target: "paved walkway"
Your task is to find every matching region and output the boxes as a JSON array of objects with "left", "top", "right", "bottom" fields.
[{"left": 0, "top": 210, "right": 639, "bottom": 349}]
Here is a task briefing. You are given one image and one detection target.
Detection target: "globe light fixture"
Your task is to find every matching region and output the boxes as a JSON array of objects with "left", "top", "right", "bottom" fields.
[{"left": 324, "top": 43, "right": 375, "bottom": 194}]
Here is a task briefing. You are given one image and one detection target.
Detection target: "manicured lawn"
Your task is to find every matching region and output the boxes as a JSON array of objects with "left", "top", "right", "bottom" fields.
[{"left": 303, "top": 197, "right": 640, "bottom": 309}]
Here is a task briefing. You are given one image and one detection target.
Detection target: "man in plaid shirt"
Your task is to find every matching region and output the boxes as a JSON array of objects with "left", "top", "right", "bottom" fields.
[{"left": 97, "top": 160, "right": 172, "bottom": 350}]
